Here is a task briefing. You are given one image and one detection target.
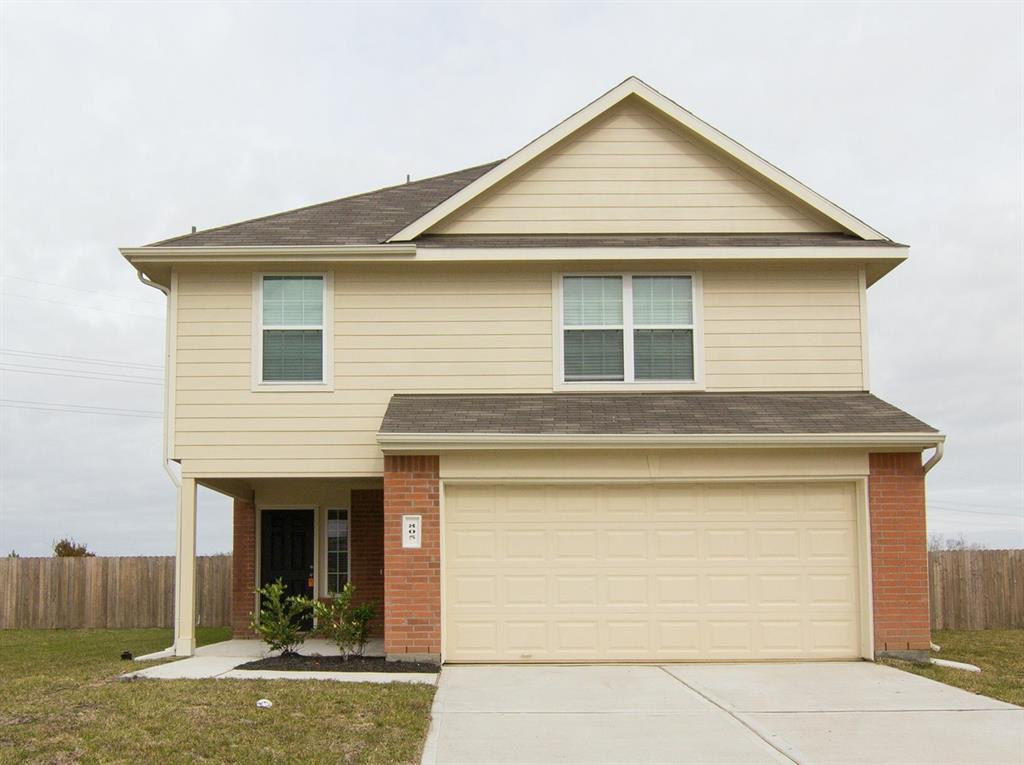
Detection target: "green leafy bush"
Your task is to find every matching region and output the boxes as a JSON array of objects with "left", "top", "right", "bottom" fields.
[
  {"left": 250, "top": 579, "right": 311, "bottom": 655},
  {"left": 300, "top": 583, "right": 376, "bottom": 660}
]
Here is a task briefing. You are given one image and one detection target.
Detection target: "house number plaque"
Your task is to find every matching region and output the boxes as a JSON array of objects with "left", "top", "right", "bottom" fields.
[{"left": 402, "top": 515, "right": 422, "bottom": 548}]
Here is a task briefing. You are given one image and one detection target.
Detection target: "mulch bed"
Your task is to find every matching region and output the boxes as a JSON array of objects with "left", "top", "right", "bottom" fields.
[{"left": 236, "top": 654, "right": 439, "bottom": 674}]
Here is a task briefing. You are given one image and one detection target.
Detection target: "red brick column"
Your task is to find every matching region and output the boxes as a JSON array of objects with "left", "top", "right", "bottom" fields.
[
  {"left": 231, "top": 498, "right": 257, "bottom": 638},
  {"left": 383, "top": 455, "right": 441, "bottom": 660},
  {"left": 868, "top": 452, "right": 930, "bottom": 659},
  {"left": 350, "top": 489, "right": 385, "bottom": 637}
]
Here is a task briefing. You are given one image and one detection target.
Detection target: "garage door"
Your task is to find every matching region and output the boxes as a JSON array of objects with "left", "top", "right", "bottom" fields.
[{"left": 444, "top": 482, "right": 862, "bottom": 662}]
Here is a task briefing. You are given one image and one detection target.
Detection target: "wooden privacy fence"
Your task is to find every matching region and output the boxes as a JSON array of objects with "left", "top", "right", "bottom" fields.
[
  {"left": 929, "top": 550, "right": 1024, "bottom": 630},
  {"left": 2, "top": 551, "right": 1023, "bottom": 631},
  {"left": 0, "top": 555, "right": 231, "bottom": 629}
]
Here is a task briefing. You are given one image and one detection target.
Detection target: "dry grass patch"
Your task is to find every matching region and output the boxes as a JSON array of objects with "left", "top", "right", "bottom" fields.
[
  {"left": 0, "top": 628, "right": 435, "bottom": 764},
  {"left": 881, "top": 629, "right": 1024, "bottom": 706}
]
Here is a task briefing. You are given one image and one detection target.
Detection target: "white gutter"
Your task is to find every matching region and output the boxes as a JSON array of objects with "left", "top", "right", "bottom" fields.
[
  {"left": 120, "top": 243, "right": 905, "bottom": 266},
  {"left": 377, "top": 431, "right": 946, "bottom": 452},
  {"left": 135, "top": 268, "right": 179, "bottom": 489},
  {"left": 121, "top": 243, "right": 417, "bottom": 264}
]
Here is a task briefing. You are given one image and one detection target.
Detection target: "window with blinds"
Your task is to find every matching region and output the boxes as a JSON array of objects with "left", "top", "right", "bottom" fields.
[
  {"left": 260, "top": 275, "right": 325, "bottom": 383},
  {"left": 563, "top": 276, "right": 624, "bottom": 381},
  {"left": 562, "top": 275, "right": 695, "bottom": 383}
]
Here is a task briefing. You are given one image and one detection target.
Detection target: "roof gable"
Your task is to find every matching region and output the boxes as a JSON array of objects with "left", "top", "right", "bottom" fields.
[{"left": 390, "top": 77, "right": 888, "bottom": 242}]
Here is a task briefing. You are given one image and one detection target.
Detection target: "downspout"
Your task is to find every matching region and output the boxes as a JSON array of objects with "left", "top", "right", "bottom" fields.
[
  {"left": 923, "top": 440, "right": 946, "bottom": 661},
  {"left": 136, "top": 267, "right": 184, "bottom": 659},
  {"left": 923, "top": 441, "right": 944, "bottom": 474},
  {"left": 135, "top": 269, "right": 179, "bottom": 488}
]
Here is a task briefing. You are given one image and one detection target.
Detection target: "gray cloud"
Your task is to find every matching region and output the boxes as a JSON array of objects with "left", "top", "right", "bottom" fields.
[{"left": 1, "top": 1, "right": 1020, "bottom": 556}]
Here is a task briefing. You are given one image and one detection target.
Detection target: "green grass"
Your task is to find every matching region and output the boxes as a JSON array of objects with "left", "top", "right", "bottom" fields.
[
  {"left": 0, "top": 628, "right": 435, "bottom": 764},
  {"left": 881, "top": 629, "right": 1024, "bottom": 706}
]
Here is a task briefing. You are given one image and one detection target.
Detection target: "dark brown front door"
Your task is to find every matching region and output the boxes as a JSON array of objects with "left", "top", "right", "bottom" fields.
[{"left": 260, "top": 510, "right": 315, "bottom": 617}]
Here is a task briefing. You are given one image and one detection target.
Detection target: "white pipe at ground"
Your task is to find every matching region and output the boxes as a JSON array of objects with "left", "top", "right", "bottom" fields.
[{"left": 930, "top": 657, "right": 981, "bottom": 673}]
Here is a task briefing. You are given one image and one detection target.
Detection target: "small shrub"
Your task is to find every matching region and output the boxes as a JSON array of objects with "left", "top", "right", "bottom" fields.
[
  {"left": 299, "top": 583, "right": 376, "bottom": 660},
  {"left": 53, "top": 538, "right": 94, "bottom": 557},
  {"left": 250, "top": 579, "right": 311, "bottom": 655}
]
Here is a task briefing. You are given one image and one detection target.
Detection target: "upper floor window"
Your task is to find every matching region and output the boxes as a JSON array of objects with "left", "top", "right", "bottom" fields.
[
  {"left": 561, "top": 275, "right": 696, "bottom": 384},
  {"left": 257, "top": 275, "right": 326, "bottom": 384}
]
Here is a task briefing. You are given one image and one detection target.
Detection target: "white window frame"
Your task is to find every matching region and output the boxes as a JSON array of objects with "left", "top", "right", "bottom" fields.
[
  {"left": 553, "top": 271, "right": 705, "bottom": 392},
  {"left": 252, "top": 272, "right": 334, "bottom": 392},
  {"left": 323, "top": 507, "right": 352, "bottom": 597}
]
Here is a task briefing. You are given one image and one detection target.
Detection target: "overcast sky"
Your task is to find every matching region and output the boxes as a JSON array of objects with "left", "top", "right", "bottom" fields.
[{"left": 1, "top": 1, "right": 1021, "bottom": 557}]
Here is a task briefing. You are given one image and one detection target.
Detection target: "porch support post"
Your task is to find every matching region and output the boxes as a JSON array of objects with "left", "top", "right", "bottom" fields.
[{"left": 173, "top": 477, "right": 198, "bottom": 656}]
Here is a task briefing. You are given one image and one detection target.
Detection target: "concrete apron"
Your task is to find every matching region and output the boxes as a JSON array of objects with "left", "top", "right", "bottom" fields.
[{"left": 422, "top": 662, "right": 1024, "bottom": 765}]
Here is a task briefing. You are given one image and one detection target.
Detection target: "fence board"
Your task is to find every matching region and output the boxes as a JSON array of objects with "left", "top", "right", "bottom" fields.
[
  {"left": 0, "top": 555, "right": 232, "bottom": 629},
  {"left": 929, "top": 550, "right": 1024, "bottom": 630}
]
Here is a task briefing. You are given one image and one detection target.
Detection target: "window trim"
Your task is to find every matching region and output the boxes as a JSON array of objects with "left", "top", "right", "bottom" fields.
[
  {"left": 323, "top": 507, "right": 352, "bottom": 597},
  {"left": 251, "top": 271, "right": 334, "bottom": 392},
  {"left": 553, "top": 271, "right": 705, "bottom": 392}
]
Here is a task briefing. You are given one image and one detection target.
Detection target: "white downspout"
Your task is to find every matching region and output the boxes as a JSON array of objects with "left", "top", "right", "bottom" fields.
[
  {"left": 136, "top": 268, "right": 185, "bottom": 655},
  {"left": 923, "top": 441, "right": 945, "bottom": 473}
]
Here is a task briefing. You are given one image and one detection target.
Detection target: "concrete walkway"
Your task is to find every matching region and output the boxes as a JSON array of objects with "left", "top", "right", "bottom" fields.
[
  {"left": 125, "top": 638, "right": 437, "bottom": 685},
  {"left": 423, "top": 662, "right": 1023, "bottom": 764}
]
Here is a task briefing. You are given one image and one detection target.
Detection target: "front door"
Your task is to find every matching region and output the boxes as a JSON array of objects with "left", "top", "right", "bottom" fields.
[{"left": 260, "top": 510, "right": 315, "bottom": 621}]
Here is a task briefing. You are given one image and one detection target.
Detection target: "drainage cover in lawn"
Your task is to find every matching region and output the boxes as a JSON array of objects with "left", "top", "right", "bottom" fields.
[{"left": 236, "top": 655, "right": 440, "bottom": 673}]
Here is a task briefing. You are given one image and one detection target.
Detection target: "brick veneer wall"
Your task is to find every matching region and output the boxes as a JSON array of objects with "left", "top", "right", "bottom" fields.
[
  {"left": 231, "top": 498, "right": 257, "bottom": 638},
  {"left": 868, "top": 452, "right": 930, "bottom": 658},
  {"left": 350, "top": 489, "right": 385, "bottom": 637},
  {"left": 383, "top": 455, "right": 441, "bottom": 659}
]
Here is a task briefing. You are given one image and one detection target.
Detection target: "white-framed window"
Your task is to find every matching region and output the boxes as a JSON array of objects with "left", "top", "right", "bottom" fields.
[
  {"left": 253, "top": 273, "right": 333, "bottom": 389},
  {"left": 558, "top": 273, "right": 702, "bottom": 388},
  {"left": 325, "top": 508, "right": 350, "bottom": 595}
]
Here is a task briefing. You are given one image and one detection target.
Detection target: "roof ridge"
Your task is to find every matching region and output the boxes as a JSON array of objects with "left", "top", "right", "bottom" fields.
[{"left": 148, "top": 160, "right": 503, "bottom": 247}]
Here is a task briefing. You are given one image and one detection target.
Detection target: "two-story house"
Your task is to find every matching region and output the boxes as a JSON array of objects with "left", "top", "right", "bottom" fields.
[{"left": 122, "top": 77, "right": 942, "bottom": 665}]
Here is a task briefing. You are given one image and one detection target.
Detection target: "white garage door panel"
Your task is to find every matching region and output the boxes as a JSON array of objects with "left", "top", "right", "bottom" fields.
[{"left": 444, "top": 482, "right": 861, "bottom": 662}]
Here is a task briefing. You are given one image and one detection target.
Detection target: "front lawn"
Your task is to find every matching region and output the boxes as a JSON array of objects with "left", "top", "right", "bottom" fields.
[
  {"left": 881, "top": 629, "right": 1024, "bottom": 706},
  {"left": 0, "top": 628, "right": 435, "bottom": 764}
]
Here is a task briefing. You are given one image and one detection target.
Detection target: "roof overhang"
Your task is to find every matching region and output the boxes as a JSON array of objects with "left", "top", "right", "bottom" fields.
[
  {"left": 377, "top": 431, "right": 945, "bottom": 453},
  {"left": 119, "top": 244, "right": 418, "bottom": 286},
  {"left": 388, "top": 76, "right": 891, "bottom": 243},
  {"left": 121, "top": 243, "right": 906, "bottom": 286}
]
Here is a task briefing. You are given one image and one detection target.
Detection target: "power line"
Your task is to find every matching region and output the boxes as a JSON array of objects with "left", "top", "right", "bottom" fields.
[
  {"left": 929, "top": 498, "right": 1024, "bottom": 511},
  {"left": 1, "top": 292, "right": 164, "bottom": 321},
  {"left": 0, "top": 348, "right": 163, "bottom": 372},
  {"left": 928, "top": 505, "right": 1022, "bottom": 519},
  {"left": 0, "top": 274, "right": 164, "bottom": 306},
  {"left": 0, "top": 404, "right": 161, "bottom": 420},
  {"left": 0, "top": 364, "right": 163, "bottom": 386},
  {"left": 0, "top": 398, "right": 162, "bottom": 419}
]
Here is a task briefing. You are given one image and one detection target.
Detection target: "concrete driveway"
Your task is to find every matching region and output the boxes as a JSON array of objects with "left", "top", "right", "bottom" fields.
[{"left": 422, "top": 662, "right": 1023, "bottom": 765}]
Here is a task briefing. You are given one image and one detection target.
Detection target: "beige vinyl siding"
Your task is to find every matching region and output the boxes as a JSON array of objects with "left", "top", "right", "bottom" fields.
[
  {"left": 703, "top": 269, "right": 864, "bottom": 391},
  {"left": 174, "top": 263, "right": 864, "bottom": 477},
  {"left": 430, "top": 98, "right": 839, "bottom": 235},
  {"left": 174, "top": 267, "right": 554, "bottom": 476}
]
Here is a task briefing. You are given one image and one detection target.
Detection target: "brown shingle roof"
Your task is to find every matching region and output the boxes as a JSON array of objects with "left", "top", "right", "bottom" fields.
[
  {"left": 149, "top": 162, "right": 502, "bottom": 247},
  {"left": 379, "top": 392, "right": 937, "bottom": 436}
]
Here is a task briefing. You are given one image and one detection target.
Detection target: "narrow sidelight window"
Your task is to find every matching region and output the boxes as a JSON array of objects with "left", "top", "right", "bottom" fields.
[
  {"left": 260, "top": 275, "right": 325, "bottom": 383},
  {"left": 326, "top": 509, "right": 350, "bottom": 595},
  {"left": 562, "top": 274, "right": 695, "bottom": 384}
]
